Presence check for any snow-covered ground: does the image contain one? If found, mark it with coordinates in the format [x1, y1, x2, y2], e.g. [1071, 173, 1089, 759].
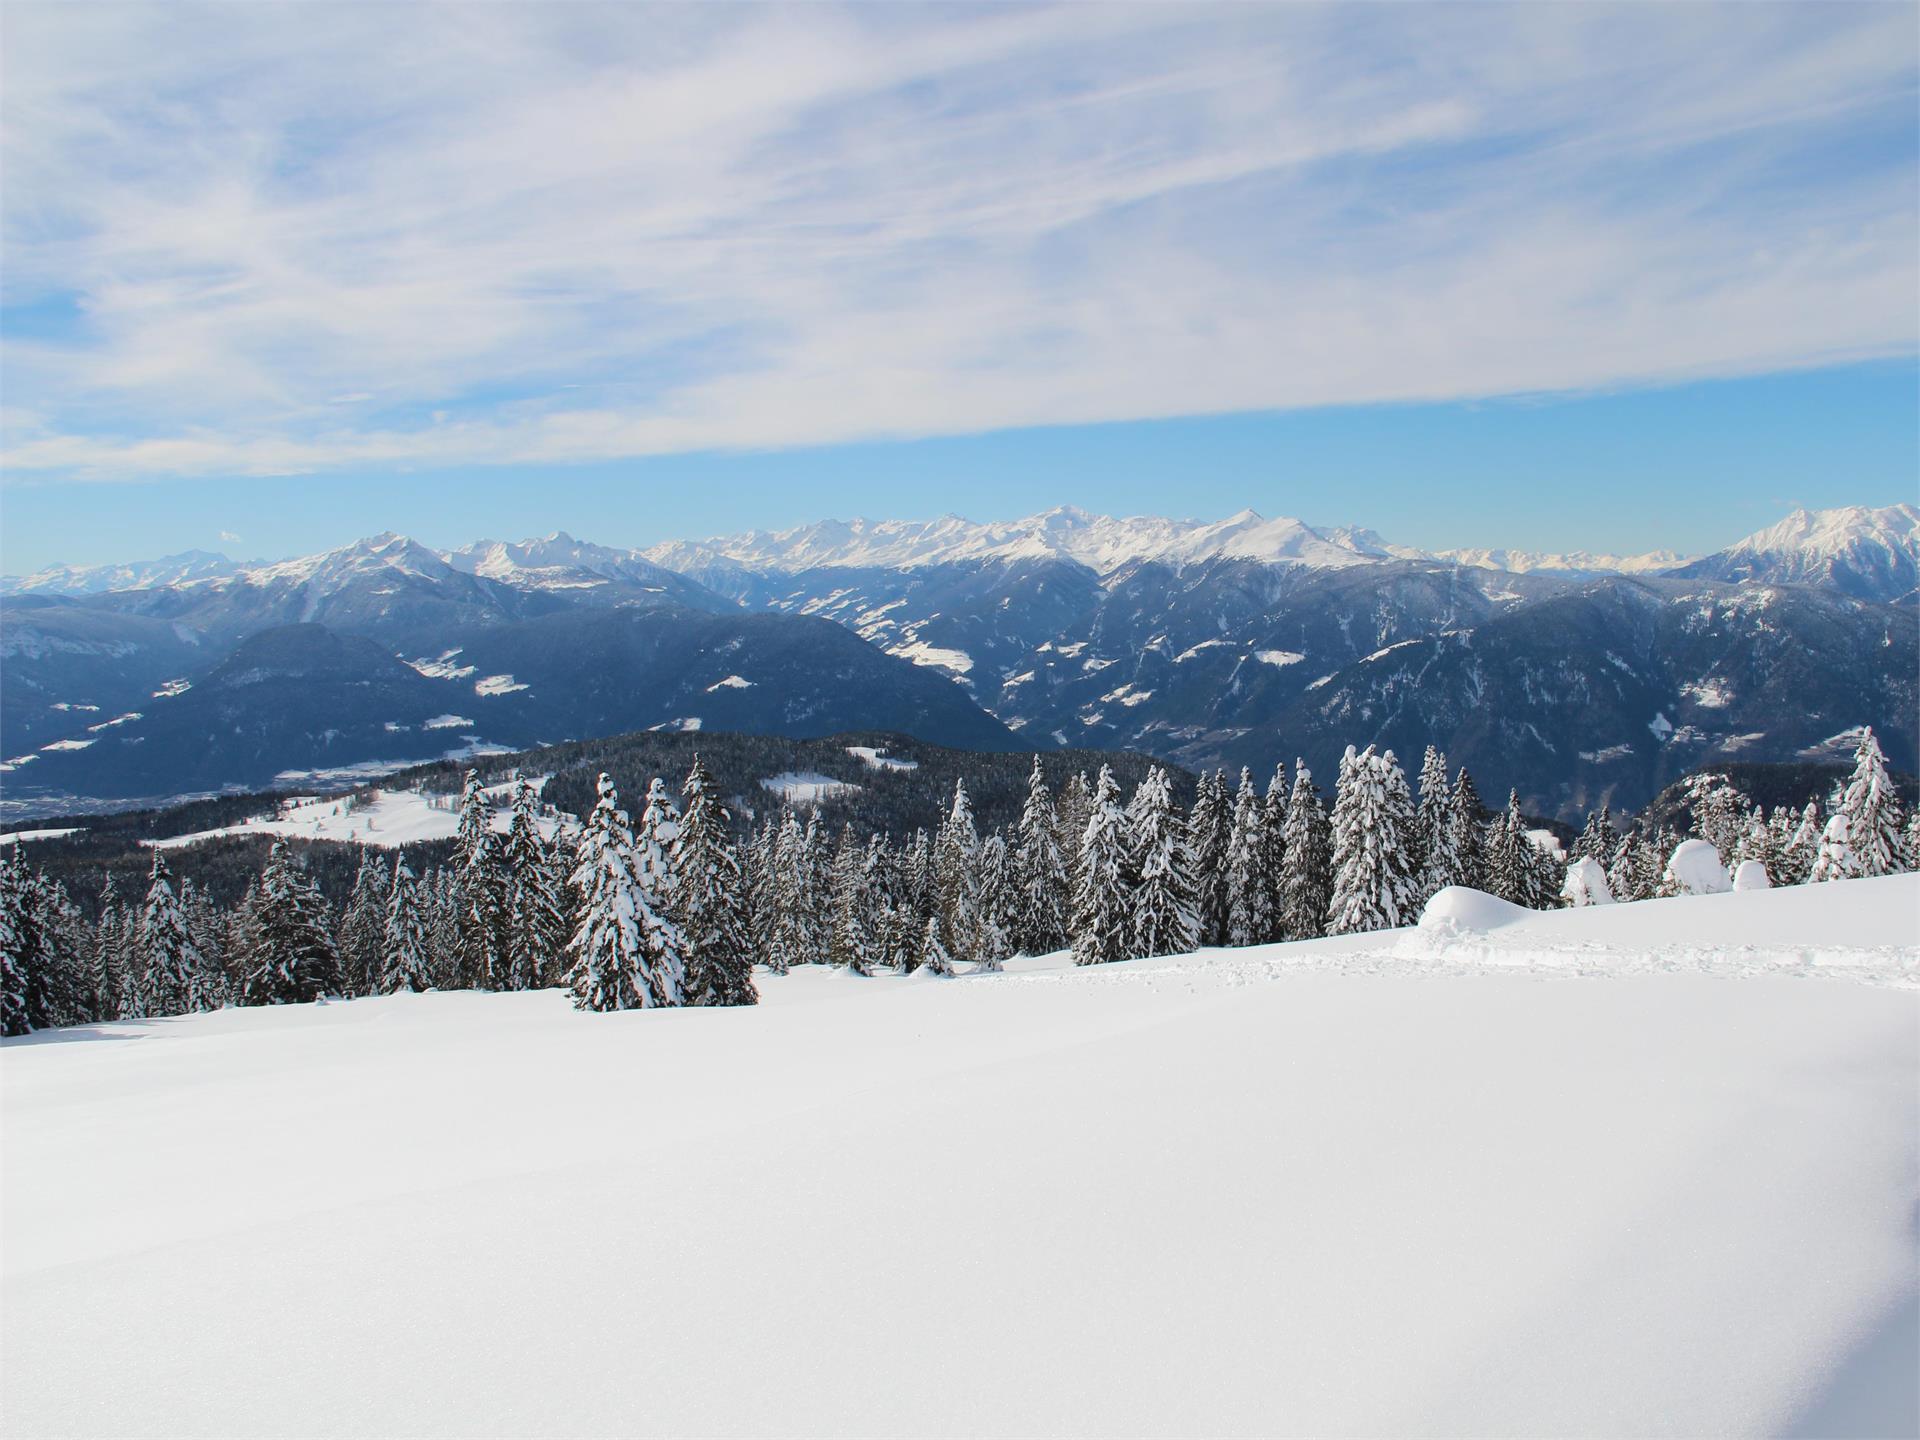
[147, 779, 562, 851]
[3, 876, 1916, 1438]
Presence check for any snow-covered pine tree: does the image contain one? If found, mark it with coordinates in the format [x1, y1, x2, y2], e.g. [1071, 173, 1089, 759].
[1734, 810, 1780, 885]
[337, 850, 389, 998]
[1411, 746, 1452, 908]
[797, 811, 831, 963]
[91, 873, 127, 1022]
[828, 825, 870, 973]
[1279, 761, 1331, 940]
[1258, 764, 1290, 941]
[672, 757, 757, 1006]
[1326, 747, 1419, 935]
[3, 858, 89, 1031]
[972, 831, 1014, 971]
[1224, 769, 1271, 947]
[451, 773, 511, 990]
[1010, 757, 1069, 956]
[563, 773, 686, 1010]
[764, 811, 806, 975]
[0, 852, 31, 1036]
[425, 866, 463, 989]
[1185, 771, 1232, 948]
[502, 780, 566, 989]
[179, 878, 226, 1010]
[241, 841, 339, 1005]
[380, 853, 434, 993]
[1483, 791, 1532, 907]
[1129, 768, 1197, 959]
[1446, 768, 1488, 892]
[1809, 811, 1860, 883]
[218, 881, 262, 1009]
[1906, 812, 1920, 873]
[917, 913, 955, 977]
[1071, 765, 1132, 966]
[933, 780, 980, 961]
[1830, 727, 1909, 877]
[1780, 802, 1822, 886]
[137, 851, 205, 1017]
[1573, 804, 1621, 866]
[1056, 771, 1094, 887]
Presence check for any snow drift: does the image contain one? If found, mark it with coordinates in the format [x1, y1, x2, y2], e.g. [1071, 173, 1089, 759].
[3, 876, 1916, 1438]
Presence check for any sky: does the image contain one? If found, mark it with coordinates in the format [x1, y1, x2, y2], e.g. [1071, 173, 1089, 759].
[2, 1, 1915, 573]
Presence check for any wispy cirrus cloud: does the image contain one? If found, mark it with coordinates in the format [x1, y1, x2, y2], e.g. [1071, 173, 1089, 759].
[2, 1, 1913, 482]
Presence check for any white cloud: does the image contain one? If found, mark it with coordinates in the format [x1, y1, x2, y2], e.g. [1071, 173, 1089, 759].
[1, 2, 1913, 481]
[218, 530, 242, 543]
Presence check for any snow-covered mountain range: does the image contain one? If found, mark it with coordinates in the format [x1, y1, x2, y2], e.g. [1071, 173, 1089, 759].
[2, 503, 1913, 820]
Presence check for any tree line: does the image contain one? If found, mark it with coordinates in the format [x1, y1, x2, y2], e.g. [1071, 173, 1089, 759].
[4, 728, 1912, 1034]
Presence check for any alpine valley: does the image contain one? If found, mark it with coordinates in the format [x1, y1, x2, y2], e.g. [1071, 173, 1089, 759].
[4, 503, 1914, 822]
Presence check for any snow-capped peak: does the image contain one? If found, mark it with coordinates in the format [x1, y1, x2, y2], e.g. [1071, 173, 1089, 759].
[1667, 503, 1919, 603]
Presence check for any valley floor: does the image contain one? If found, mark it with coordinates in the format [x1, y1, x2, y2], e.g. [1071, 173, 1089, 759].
[4, 877, 1917, 1437]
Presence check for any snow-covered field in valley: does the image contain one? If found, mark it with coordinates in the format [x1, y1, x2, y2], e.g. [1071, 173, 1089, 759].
[4, 876, 1916, 1438]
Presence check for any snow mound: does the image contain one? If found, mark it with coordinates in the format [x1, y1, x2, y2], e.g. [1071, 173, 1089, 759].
[1733, 859, 1773, 892]
[1418, 885, 1533, 935]
[1561, 856, 1614, 906]
[1665, 838, 1731, 896]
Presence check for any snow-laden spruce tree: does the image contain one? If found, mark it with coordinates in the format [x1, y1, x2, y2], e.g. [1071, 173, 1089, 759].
[452, 772, 509, 990]
[564, 773, 686, 1010]
[1326, 746, 1418, 935]
[337, 850, 390, 998]
[136, 852, 206, 1018]
[1259, 764, 1291, 941]
[91, 874, 127, 1023]
[1828, 727, 1909, 878]
[1411, 746, 1452, 908]
[1056, 771, 1093, 883]
[1680, 772, 1750, 862]
[1483, 792, 1532, 907]
[379, 853, 434, 993]
[1185, 771, 1232, 948]
[672, 757, 757, 1005]
[0, 856, 26, 1037]
[828, 826, 871, 973]
[1129, 767, 1197, 959]
[918, 913, 955, 977]
[1224, 768, 1271, 947]
[1071, 766, 1133, 965]
[0, 854, 87, 1033]
[1446, 768, 1488, 893]
[1809, 811, 1861, 883]
[973, 832, 1014, 971]
[1779, 802, 1823, 886]
[180, 878, 227, 1010]
[1279, 761, 1331, 940]
[240, 841, 338, 1005]
[933, 779, 980, 961]
[1011, 757, 1069, 956]
[1573, 804, 1621, 866]
[502, 779, 566, 990]
[765, 811, 808, 974]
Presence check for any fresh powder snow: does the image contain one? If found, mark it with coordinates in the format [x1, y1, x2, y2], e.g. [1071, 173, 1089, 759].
[2, 875, 1914, 1438]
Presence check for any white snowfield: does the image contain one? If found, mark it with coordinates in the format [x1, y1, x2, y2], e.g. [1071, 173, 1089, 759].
[146, 780, 561, 851]
[4, 876, 1916, 1439]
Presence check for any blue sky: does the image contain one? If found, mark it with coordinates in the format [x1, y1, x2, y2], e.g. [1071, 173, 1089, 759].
[2, 2, 1915, 572]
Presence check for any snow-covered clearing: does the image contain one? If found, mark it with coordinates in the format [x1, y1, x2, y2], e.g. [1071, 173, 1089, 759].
[844, 745, 917, 771]
[147, 780, 560, 851]
[760, 771, 861, 804]
[0, 827, 84, 846]
[886, 639, 973, 675]
[3, 877, 1915, 1438]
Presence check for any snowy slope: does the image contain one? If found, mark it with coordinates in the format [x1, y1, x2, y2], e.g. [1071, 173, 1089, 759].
[4, 876, 1915, 1438]
[146, 779, 564, 850]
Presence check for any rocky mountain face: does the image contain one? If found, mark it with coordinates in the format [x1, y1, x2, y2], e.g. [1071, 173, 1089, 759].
[4, 503, 1912, 820]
